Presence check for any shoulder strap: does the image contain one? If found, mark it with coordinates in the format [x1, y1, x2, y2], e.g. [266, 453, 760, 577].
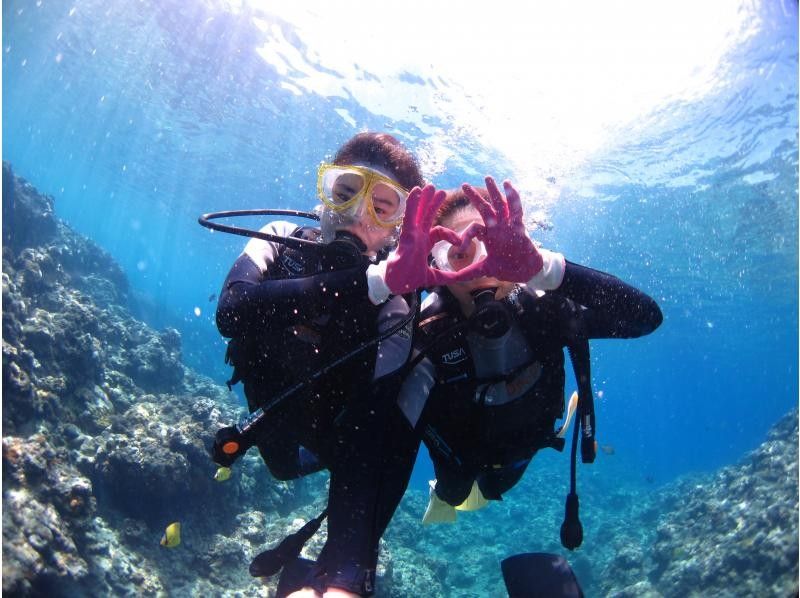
[515, 289, 596, 462]
[515, 289, 597, 550]
[409, 292, 475, 383]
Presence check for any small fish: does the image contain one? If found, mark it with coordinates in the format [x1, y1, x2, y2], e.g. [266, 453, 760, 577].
[599, 444, 616, 456]
[214, 467, 231, 482]
[160, 522, 181, 548]
[208, 293, 217, 303]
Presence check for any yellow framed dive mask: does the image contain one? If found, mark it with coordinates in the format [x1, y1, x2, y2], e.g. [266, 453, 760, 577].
[317, 163, 408, 228]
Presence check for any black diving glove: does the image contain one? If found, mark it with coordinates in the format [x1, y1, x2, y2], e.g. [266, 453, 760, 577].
[211, 425, 252, 467]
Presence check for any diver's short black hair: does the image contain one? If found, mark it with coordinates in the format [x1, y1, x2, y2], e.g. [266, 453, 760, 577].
[435, 186, 490, 225]
[333, 132, 425, 190]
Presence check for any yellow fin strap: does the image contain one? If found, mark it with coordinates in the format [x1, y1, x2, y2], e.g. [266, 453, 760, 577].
[455, 481, 490, 512]
[422, 480, 457, 525]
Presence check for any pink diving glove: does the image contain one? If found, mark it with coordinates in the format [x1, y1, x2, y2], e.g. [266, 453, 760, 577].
[455, 176, 544, 283]
[385, 184, 475, 294]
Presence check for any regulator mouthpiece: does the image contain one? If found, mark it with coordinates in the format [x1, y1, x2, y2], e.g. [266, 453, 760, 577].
[469, 288, 511, 339]
[333, 230, 367, 254]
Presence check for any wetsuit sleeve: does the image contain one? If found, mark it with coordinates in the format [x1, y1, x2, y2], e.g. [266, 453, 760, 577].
[553, 260, 663, 338]
[215, 220, 371, 338]
[215, 256, 368, 337]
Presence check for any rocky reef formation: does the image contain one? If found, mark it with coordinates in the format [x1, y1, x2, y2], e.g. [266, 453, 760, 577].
[2, 162, 324, 596]
[3, 163, 797, 597]
[601, 409, 799, 597]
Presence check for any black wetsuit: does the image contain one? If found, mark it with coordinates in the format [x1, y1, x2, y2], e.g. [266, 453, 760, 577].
[216, 221, 418, 595]
[397, 261, 663, 505]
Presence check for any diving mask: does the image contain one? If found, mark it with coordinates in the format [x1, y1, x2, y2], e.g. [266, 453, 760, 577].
[431, 226, 487, 272]
[317, 163, 408, 228]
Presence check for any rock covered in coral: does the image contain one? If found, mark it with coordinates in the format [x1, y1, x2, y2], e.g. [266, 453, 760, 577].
[603, 410, 798, 597]
[2, 163, 327, 596]
[2, 433, 96, 595]
[3, 163, 58, 253]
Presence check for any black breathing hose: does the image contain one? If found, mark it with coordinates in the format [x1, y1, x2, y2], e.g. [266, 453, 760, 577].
[198, 209, 324, 253]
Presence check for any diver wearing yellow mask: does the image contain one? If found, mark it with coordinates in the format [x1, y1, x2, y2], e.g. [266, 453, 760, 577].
[211, 133, 424, 598]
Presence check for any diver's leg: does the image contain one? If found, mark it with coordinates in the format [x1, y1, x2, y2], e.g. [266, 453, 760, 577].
[373, 407, 420, 535]
[313, 381, 418, 595]
[476, 458, 531, 500]
[255, 429, 324, 480]
[432, 460, 475, 506]
[256, 437, 300, 480]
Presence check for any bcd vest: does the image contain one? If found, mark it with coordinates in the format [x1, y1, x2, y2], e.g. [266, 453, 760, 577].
[224, 226, 382, 421]
[416, 287, 588, 471]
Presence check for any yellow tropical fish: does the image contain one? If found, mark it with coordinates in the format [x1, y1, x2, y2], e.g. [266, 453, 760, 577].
[160, 522, 181, 548]
[214, 467, 232, 482]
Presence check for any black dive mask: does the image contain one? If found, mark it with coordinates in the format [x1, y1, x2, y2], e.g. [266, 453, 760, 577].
[469, 288, 511, 339]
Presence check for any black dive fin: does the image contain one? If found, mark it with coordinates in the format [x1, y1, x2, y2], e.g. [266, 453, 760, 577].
[501, 553, 584, 598]
[275, 557, 317, 598]
[249, 509, 327, 578]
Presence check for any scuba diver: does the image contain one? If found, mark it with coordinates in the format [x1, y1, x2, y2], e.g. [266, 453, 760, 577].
[207, 133, 478, 598]
[385, 178, 663, 535]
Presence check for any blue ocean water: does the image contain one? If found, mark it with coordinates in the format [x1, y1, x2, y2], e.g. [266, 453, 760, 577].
[3, 0, 797, 505]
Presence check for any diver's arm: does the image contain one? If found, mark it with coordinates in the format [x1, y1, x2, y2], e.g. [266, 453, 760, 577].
[215, 256, 369, 337]
[553, 261, 663, 338]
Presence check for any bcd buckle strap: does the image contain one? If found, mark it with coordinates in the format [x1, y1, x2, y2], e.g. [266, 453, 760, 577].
[544, 435, 567, 452]
[224, 340, 244, 390]
[567, 339, 596, 464]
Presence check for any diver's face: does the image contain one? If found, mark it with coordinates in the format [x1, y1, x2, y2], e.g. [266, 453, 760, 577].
[335, 170, 400, 255]
[338, 202, 394, 256]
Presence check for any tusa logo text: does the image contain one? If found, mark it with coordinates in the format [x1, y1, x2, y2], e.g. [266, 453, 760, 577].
[442, 347, 467, 365]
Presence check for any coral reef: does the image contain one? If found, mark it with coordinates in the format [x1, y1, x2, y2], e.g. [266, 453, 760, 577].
[2, 162, 326, 596]
[602, 409, 799, 597]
